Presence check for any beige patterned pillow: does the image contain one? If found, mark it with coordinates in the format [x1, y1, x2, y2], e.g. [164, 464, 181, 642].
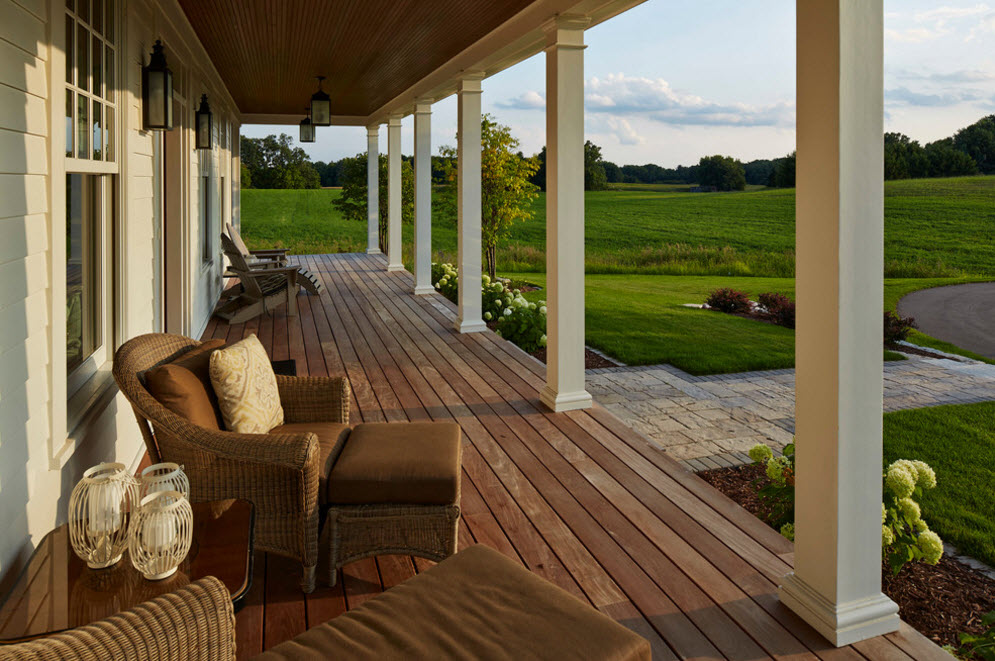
[209, 334, 284, 433]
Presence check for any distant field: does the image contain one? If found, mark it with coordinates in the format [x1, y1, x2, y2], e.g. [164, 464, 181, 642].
[241, 175, 995, 278]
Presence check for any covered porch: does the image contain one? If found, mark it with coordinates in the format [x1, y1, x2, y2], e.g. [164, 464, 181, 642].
[210, 253, 945, 660]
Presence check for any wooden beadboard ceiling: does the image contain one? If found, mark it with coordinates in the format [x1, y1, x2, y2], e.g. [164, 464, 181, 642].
[176, 0, 537, 118]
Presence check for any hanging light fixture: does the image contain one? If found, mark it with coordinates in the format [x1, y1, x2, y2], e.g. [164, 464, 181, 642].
[310, 76, 331, 126]
[195, 94, 213, 150]
[142, 40, 173, 130]
[299, 106, 315, 143]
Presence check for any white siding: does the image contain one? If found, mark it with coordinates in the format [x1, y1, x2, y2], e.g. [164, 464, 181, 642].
[0, 0, 240, 589]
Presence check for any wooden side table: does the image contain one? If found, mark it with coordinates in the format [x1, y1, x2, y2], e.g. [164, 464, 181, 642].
[0, 499, 254, 643]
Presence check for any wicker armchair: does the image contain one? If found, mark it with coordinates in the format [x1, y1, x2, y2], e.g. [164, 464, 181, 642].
[113, 333, 350, 593]
[0, 577, 235, 661]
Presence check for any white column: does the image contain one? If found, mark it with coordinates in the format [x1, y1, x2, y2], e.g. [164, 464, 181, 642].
[366, 125, 380, 254]
[780, 0, 898, 648]
[456, 75, 486, 333]
[413, 102, 434, 294]
[539, 17, 592, 413]
[386, 116, 404, 271]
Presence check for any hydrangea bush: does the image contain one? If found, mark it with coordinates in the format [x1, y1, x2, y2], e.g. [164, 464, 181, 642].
[432, 263, 547, 353]
[748, 444, 943, 571]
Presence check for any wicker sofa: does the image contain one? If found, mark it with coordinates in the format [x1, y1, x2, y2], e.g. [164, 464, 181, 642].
[113, 333, 350, 593]
[0, 546, 651, 661]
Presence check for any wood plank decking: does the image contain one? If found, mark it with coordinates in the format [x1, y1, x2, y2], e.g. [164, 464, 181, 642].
[204, 252, 944, 661]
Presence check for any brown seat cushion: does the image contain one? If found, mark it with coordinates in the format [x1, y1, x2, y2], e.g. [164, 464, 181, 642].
[327, 422, 461, 506]
[145, 339, 226, 429]
[269, 422, 351, 506]
[254, 544, 651, 661]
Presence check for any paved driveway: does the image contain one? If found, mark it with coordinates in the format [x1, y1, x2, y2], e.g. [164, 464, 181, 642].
[898, 282, 995, 359]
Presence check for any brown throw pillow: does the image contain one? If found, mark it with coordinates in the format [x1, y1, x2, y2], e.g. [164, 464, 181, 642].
[146, 339, 226, 429]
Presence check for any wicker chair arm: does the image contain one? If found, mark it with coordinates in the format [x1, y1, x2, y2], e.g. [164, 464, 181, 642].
[277, 375, 350, 424]
[0, 577, 235, 661]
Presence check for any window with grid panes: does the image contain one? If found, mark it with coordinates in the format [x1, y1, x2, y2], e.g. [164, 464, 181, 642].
[65, 0, 116, 163]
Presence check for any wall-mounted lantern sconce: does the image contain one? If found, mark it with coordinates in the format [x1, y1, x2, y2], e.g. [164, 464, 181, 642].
[299, 107, 315, 143]
[195, 95, 213, 150]
[310, 76, 331, 126]
[142, 40, 173, 130]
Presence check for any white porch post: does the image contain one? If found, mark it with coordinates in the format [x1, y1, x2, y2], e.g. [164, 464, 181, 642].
[539, 16, 592, 413]
[780, 0, 898, 647]
[387, 115, 404, 271]
[456, 75, 486, 332]
[413, 102, 434, 294]
[366, 125, 380, 254]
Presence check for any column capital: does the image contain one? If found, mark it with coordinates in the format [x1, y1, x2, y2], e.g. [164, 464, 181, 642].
[387, 115, 403, 127]
[413, 100, 433, 115]
[366, 124, 379, 138]
[543, 14, 589, 47]
[458, 73, 484, 94]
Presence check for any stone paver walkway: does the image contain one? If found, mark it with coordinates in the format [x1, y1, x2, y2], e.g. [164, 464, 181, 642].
[587, 352, 995, 472]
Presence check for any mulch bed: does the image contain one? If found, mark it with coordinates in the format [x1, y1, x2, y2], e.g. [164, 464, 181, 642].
[530, 347, 620, 369]
[699, 463, 995, 650]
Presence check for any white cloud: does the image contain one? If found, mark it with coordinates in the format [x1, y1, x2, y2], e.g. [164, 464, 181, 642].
[886, 86, 984, 107]
[496, 90, 545, 110]
[895, 68, 995, 84]
[587, 116, 644, 146]
[887, 3, 994, 42]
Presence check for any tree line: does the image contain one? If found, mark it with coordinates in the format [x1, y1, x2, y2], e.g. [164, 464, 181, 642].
[240, 114, 995, 193]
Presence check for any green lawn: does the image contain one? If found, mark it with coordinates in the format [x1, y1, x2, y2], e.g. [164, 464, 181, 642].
[240, 175, 995, 278]
[883, 402, 995, 567]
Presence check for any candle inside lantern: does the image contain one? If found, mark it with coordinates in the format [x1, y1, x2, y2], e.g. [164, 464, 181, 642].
[141, 510, 178, 552]
[87, 480, 123, 534]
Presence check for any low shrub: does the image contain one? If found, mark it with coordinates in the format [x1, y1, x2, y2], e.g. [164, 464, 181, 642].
[757, 292, 796, 329]
[952, 611, 995, 660]
[432, 262, 459, 303]
[747, 443, 795, 539]
[705, 288, 751, 313]
[884, 311, 917, 344]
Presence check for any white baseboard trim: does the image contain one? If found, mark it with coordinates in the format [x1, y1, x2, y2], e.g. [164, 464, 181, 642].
[413, 285, 435, 296]
[779, 572, 900, 647]
[387, 264, 405, 272]
[540, 386, 593, 412]
[457, 319, 487, 334]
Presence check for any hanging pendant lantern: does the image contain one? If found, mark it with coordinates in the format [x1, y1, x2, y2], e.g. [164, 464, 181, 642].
[195, 95, 213, 150]
[310, 76, 331, 126]
[299, 106, 315, 143]
[142, 40, 173, 131]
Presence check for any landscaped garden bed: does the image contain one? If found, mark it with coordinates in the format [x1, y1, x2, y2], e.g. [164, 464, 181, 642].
[699, 461, 995, 652]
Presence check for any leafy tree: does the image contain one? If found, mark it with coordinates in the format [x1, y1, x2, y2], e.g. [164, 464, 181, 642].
[924, 139, 979, 177]
[744, 159, 776, 186]
[240, 163, 252, 189]
[238, 133, 320, 189]
[697, 155, 746, 191]
[333, 153, 413, 252]
[770, 152, 795, 188]
[884, 133, 929, 180]
[529, 147, 547, 191]
[952, 114, 995, 174]
[438, 115, 540, 279]
[602, 160, 622, 183]
[584, 140, 609, 191]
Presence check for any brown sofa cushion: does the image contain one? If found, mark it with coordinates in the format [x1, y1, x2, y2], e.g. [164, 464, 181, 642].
[269, 422, 351, 505]
[327, 422, 461, 506]
[254, 544, 651, 661]
[145, 339, 226, 429]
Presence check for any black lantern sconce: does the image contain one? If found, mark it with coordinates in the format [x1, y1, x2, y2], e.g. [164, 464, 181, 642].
[142, 40, 173, 130]
[195, 95, 213, 150]
[310, 76, 331, 126]
[299, 107, 315, 143]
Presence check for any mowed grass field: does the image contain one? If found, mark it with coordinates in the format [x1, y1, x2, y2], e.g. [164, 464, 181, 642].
[241, 175, 995, 278]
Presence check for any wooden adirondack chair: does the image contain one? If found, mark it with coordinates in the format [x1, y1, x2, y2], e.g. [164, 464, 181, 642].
[215, 234, 301, 323]
[224, 223, 323, 295]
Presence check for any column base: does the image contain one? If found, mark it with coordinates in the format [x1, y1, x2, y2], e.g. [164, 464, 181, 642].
[779, 573, 899, 647]
[457, 319, 487, 334]
[539, 386, 593, 412]
[387, 264, 405, 272]
[414, 285, 435, 296]
[366, 248, 382, 254]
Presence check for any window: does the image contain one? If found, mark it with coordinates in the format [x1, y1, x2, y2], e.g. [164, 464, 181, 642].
[201, 174, 212, 264]
[65, 0, 116, 162]
[66, 174, 101, 373]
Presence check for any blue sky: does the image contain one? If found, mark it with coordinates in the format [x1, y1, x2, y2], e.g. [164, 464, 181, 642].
[241, 1, 995, 168]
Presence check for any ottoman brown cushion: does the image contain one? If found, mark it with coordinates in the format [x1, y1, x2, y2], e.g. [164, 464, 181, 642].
[269, 422, 351, 506]
[255, 544, 650, 661]
[327, 422, 461, 506]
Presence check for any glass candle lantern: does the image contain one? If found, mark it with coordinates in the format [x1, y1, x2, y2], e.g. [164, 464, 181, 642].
[68, 463, 140, 569]
[140, 462, 189, 499]
[129, 490, 193, 581]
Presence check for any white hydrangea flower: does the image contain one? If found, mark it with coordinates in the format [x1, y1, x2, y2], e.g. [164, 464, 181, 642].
[482, 274, 491, 285]
[749, 444, 774, 464]
[494, 298, 503, 306]
[483, 312, 492, 321]
[885, 462, 916, 498]
[918, 530, 943, 564]
[911, 460, 937, 489]
[914, 519, 929, 533]
[898, 497, 921, 523]
[503, 308, 512, 316]
[539, 334, 547, 347]
[882, 525, 895, 547]
[780, 523, 795, 542]
[882, 502, 887, 524]
[766, 456, 788, 483]
[539, 306, 547, 314]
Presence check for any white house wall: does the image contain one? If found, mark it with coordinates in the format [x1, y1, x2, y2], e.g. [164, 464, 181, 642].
[0, 0, 239, 592]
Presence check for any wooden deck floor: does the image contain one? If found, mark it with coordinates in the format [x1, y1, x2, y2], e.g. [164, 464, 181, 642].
[204, 252, 944, 661]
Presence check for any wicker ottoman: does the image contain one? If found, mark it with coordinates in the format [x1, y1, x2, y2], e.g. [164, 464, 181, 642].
[324, 421, 462, 586]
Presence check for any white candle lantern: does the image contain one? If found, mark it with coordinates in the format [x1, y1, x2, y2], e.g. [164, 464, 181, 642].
[129, 490, 193, 580]
[140, 462, 189, 499]
[69, 463, 140, 569]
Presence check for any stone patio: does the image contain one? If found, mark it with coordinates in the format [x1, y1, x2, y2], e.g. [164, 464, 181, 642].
[587, 351, 995, 472]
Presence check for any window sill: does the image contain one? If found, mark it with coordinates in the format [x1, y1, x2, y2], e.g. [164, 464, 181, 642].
[51, 366, 118, 469]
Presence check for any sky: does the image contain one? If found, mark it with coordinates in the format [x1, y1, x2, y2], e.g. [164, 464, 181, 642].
[240, 0, 995, 168]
